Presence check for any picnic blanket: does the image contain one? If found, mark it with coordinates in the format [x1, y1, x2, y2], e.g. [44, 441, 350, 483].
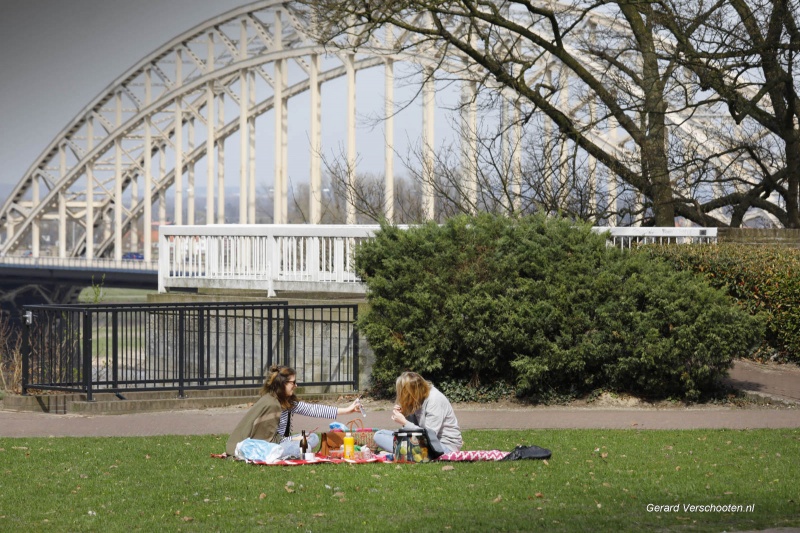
[211, 450, 511, 464]
[438, 450, 510, 461]
[210, 453, 385, 466]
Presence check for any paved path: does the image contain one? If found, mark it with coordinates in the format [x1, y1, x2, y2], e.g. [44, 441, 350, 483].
[1, 359, 797, 438]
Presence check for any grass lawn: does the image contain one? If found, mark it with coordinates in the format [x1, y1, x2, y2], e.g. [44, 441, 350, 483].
[1, 429, 798, 532]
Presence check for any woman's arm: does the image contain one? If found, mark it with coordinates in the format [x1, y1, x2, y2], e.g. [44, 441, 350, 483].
[336, 398, 361, 416]
[293, 399, 361, 418]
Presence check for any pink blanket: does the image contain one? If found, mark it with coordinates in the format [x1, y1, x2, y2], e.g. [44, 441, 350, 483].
[438, 450, 510, 461]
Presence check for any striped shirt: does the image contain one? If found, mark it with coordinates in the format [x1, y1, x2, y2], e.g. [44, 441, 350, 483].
[277, 401, 338, 442]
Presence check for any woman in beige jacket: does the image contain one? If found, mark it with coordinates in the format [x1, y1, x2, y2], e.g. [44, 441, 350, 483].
[226, 364, 361, 457]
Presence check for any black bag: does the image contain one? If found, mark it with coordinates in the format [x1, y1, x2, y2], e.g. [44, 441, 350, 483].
[393, 430, 431, 463]
[501, 445, 552, 461]
[392, 428, 446, 462]
[422, 428, 446, 460]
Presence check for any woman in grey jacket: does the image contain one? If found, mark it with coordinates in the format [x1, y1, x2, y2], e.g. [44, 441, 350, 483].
[374, 371, 463, 453]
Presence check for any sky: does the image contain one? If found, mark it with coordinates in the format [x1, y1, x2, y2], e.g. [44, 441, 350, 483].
[0, 0, 253, 194]
[0, 0, 462, 202]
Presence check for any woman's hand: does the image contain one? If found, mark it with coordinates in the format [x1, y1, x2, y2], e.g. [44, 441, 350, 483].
[346, 398, 361, 414]
[391, 406, 408, 426]
[336, 398, 362, 416]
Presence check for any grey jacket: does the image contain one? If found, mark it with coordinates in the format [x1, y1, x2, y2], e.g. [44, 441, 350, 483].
[406, 385, 463, 452]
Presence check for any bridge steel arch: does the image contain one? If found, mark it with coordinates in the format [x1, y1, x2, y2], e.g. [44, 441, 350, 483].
[0, 1, 774, 263]
[0, 1, 422, 260]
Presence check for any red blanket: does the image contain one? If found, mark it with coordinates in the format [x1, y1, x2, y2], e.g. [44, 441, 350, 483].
[212, 450, 510, 464]
[210, 453, 385, 465]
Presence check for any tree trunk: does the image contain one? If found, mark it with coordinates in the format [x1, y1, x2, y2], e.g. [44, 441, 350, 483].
[786, 133, 800, 228]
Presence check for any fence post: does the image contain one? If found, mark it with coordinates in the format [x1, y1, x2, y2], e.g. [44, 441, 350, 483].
[352, 305, 359, 391]
[198, 307, 205, 387]
[111, 310, 119, 389]
[283, 305, 290, 367]
[21, 309, 32, 396]
[83, 310, 93, 402]
[267, 305, 274, 370]
[178, 308, 185, 398]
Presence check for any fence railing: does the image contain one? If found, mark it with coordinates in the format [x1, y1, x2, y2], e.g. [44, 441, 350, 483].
[593, 226, 718, 248]
[22, 301, 359, 400]
[158, 224, 718, 295]
[158, 224, 410, 295]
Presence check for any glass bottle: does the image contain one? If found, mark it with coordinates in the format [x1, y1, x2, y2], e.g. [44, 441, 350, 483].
[300, 430, 308, 455]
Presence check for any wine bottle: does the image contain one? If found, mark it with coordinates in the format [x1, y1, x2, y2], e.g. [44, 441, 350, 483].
[300, 430, 308, 454]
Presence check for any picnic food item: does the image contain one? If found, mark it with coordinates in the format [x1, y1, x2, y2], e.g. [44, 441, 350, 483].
[329, 447, 344, 459]
[344, 433, 355, 459]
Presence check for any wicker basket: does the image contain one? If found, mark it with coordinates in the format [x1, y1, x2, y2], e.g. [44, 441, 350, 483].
[331, 419, 376, 448]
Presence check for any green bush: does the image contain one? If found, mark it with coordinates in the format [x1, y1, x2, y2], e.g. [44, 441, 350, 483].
[637, 243, 800, 362]
[437, 380, 516, 403]
[355, 214, 763, 401]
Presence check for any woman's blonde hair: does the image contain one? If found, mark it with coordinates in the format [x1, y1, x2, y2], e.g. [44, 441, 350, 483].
[261, 365, 297, 409]
[395, 371, 431, 415]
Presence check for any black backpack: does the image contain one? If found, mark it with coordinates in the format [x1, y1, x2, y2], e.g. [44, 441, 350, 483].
[501, 445, 552, 461]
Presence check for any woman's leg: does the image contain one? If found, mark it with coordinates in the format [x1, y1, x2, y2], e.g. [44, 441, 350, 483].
[373, 429, 395, 452]
[279, 433, 320, 458]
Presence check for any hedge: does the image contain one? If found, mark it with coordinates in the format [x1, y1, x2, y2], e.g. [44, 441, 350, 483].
[355, 214, 763, 401]
[637, 243, 800, 363]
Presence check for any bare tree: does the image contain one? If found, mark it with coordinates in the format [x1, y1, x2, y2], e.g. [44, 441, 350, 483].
[649, 0, 800, 227]
[322, 146, 427, 223]
[293, 0, 797, 227]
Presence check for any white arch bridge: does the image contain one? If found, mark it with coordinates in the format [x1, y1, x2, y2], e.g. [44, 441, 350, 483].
[0, 1, 753, 290]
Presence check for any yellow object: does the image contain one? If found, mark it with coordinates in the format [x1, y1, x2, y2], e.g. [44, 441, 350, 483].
[343, 433, 355, 460]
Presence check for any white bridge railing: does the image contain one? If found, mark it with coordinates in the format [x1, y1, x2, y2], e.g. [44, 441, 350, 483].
[158, 224, 393, 295]
[594, 226, 717, 248]
[158, 225, 717, 295]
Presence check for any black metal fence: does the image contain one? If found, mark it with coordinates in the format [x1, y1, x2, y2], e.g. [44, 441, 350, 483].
[22, 301, 359, 400]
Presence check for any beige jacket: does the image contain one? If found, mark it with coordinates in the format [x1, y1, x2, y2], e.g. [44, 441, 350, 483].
[225, 394, 282, 455]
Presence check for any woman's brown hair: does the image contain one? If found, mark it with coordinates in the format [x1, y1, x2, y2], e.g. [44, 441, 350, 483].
[261, 365, 298, 409]
[395, 371, 431, 415]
